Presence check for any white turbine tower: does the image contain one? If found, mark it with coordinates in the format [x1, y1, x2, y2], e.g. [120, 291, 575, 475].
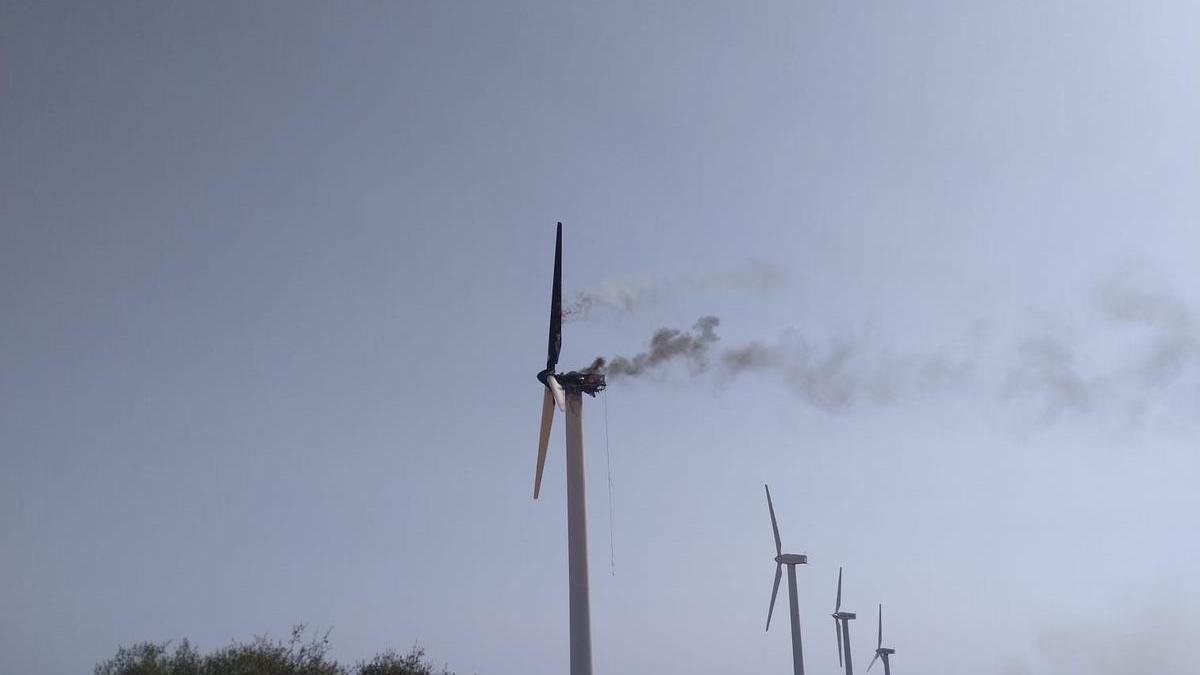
[764, 484, 808, 675]
[867, 604, 896, 675]
[832, 567, 857, 675]
[533, 222, 606, 675]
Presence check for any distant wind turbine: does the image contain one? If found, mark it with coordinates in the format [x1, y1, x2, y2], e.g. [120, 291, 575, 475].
[832, 567, 857, 675]
[866, 604, 896, 675]
[533, 222, 607, 675]
[764, 484, 808, 675]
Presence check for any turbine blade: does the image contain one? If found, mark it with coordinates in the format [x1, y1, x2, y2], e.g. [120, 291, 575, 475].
[877, 603, 883, 648]
[766, 562, 782, 631]
[867, 653, 880, 673]
[534, 389, 554, 499]
[546, 374, 567, 412]
[835, 619, 843, 667]
[765, 484, 782, 556]
[545, 222, 563, 371]
[836, 566, 843, 612]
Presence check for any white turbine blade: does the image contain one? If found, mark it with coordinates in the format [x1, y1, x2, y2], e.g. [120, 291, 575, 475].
[764, 484, 782, 556]
[835, 619, 843, 667]
[867, 653, 880, 673]
[546, 375, 567, 411]
[533, 389, 555, 499]
[836, 566, 843, 612]
[766, 562, 782, 631]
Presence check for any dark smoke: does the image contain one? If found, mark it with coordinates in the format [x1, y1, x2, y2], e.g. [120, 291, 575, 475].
[592, 274, 1200, 426]
[595, 317, 974, 411]
[599, 316, 721, 378]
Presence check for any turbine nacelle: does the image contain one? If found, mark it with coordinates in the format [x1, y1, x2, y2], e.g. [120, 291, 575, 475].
[542, 370, 606, 397]
[775, 553, 808, 565]
[832, 611, 857, 620]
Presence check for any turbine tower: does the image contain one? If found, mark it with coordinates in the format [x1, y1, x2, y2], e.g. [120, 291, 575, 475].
[763, 484, 808, 675]
[866, 604, 896, 675]
[533, 222, 606, 675]
[832, 567, 857, 675]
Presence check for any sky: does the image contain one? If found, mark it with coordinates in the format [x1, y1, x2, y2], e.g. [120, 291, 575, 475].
[2, 2, 1199, 674]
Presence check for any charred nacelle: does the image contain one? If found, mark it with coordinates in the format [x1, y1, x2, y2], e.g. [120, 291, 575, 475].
[537, 369, 606, 396]
[554, 370, 606, 396]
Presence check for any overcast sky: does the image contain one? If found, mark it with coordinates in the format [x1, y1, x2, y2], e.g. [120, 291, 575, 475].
[3, 2, 1199, 675]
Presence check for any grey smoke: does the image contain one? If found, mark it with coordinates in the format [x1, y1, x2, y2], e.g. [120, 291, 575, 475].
[1007, 272, 1200, 427]
[719, 331, 976, 411]
[595, 273, 1200, 424]
[599, 316, 722, 378]
[598, 318, 975, 411]
[1095, 275, 1199, 389]
[1030, 601, 1196, 675]
[1001, 336, 1092, 427]
[565, 261, 784, 318]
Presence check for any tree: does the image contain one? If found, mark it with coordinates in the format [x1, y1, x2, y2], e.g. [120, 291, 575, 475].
[356, 647, 453, 675]
[94, 640, 202, 675]
[94, 625, 455, 675]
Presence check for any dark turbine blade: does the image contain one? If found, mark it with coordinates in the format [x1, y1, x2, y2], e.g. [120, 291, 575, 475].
[545, 222, 563, 371]
[877, 604, 883, 648]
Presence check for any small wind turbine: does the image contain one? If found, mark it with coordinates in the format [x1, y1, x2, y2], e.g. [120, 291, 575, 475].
[764, 484, 808, 675]
[533, 222, 606, 675]
[866, 604, 896, 675]
[832, 567, 857, 675]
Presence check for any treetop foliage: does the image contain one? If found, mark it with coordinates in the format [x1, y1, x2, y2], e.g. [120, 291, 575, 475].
[94, 625, 455, 675]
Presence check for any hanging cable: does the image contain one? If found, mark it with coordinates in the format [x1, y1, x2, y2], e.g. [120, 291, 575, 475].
[604, 388, 616, 576]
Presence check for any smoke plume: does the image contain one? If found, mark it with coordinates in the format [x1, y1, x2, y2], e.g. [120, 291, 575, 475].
[1028, 598, 1197, 675]
[593, 273, 1200, 425]
[595, 316, 722, 378]
[564, 261, 783, 318]
[595, 318, 975, 411]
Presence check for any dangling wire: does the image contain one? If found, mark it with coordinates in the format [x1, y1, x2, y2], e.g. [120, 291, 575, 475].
[604, 388, 616, 576]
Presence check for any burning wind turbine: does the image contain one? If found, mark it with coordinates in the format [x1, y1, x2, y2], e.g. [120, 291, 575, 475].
[533, 222, 605, 675]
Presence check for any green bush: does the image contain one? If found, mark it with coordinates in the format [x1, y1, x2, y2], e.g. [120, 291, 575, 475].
[94, 625, 455, 675]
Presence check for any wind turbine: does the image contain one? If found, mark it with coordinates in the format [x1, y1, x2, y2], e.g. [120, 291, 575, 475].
[764, 484, 808, 675]
[866, 604, 896, 675]
[533, 222, 606, 675]
[832, 567, 857, 675]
